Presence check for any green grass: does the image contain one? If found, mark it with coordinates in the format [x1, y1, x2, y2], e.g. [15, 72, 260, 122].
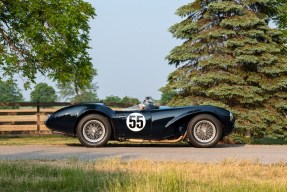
[251, 137, 287, 145]
[0, 159, 287, 192]
[0, 135, 80, 145]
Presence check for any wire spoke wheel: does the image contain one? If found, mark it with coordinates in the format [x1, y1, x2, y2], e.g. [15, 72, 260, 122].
[83, 120, 106, 143]
[193, 120, 216, 143]
[77, 114, 111, 147]
[187, 114, 222, 148]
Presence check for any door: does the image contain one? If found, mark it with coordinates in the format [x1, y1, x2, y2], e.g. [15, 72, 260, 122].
[116, 111, 152, 138]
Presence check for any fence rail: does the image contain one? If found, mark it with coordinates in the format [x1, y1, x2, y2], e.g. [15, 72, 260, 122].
[0, 102, 70, 107]
[0, 102, 71, 135]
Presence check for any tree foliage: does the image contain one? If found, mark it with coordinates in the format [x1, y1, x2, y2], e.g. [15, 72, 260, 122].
[30, 83, 57, 102]
[72, 92, 98, 103]
[159, 88, 176, 105]
[57, 82, 98, 102]
[0, 80, 24, 109]
[164, 0, 287, 142]
[0, 0, 96, 91]
[102, 96, 140, 108]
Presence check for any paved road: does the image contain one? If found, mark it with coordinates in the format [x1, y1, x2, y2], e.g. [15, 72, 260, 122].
[0, 144, 287, 164]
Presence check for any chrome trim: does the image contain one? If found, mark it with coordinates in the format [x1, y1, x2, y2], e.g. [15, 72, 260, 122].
[193, 120, 216, 143]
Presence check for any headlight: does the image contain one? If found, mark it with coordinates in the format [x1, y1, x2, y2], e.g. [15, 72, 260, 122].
[230, 112, 234, 122]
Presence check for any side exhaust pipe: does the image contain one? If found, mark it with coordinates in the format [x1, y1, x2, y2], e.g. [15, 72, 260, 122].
[127, 132, 187, 143]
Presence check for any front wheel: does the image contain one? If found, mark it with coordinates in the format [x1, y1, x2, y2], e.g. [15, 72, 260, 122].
[76, 114, 111, 147]
[187, 114, 222, 148]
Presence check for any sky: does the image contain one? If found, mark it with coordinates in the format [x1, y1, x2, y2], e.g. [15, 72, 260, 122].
[20, 0, 191, 101]
[89, 0, 193, 101]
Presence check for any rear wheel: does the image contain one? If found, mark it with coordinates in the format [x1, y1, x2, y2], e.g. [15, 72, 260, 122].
[187, 114, 222, 148]
[76, 114, 111, 147]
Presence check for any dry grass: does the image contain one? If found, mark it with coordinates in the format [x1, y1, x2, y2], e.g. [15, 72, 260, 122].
[93, 159, 287, 188]
[0, 159, 287, 192]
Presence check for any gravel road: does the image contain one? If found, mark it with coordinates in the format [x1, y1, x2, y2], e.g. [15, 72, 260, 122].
[0, 144, 287, 164]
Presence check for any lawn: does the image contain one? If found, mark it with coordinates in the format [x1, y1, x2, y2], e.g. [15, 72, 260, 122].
[0, 159, 286, 192]
[251, 137, 287, 145]
[0, 135, 80, 145]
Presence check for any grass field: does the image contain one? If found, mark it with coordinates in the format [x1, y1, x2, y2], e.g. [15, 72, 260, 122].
[251, 137, 287, 145]
[0, 135, 79, 145]
[0, 159, 287, 192]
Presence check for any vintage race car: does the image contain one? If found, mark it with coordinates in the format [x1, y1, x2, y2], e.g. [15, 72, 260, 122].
[45, 97, 235, 148]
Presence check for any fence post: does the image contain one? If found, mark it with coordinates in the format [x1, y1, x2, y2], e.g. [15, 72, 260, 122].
[37, 101, 40, 135]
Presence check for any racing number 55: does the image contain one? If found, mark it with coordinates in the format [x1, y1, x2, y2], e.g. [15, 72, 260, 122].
[126, 113, 146, 132]
[129, 115, 144, 128]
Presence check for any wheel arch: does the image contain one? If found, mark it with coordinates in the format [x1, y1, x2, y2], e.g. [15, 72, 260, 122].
[166, 111, 225, 134]
[73, 110, 115, 138]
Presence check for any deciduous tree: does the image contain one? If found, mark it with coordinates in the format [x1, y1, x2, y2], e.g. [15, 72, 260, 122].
[0, 80, 24, 108]
[0, 0, 96, 91]
[57, 82, 98, 102]
[30, 83, 57, 102]
[102, 96, 140, 108]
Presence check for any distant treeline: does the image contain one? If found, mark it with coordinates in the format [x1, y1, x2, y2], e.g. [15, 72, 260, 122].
[101, 96, 140, 108]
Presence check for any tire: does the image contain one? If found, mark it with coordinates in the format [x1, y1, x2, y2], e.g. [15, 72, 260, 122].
[187, 114, 222, 148]
[76, 114, 111, 147]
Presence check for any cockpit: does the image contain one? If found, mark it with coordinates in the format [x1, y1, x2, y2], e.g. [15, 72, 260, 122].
[124, 96, 159, 111]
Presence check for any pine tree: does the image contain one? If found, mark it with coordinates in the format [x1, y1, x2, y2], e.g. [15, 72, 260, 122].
[164, 0, 287, 141]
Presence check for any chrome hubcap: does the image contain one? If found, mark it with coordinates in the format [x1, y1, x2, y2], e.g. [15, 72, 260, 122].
[83, 120, 105, 143]
[193, 120, 216, 143]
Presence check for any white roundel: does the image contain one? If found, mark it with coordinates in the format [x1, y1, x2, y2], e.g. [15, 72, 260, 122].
[126, 113, 146, 132]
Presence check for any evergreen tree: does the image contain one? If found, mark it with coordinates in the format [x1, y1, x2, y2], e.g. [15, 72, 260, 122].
[165, 0, 287, 141]
[159, 88, 177, 105]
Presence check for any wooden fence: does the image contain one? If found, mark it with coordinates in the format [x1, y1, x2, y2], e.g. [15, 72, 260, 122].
[0, 102, 70, 135]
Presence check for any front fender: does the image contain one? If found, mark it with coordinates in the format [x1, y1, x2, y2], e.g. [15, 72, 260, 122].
[164, 106, 231, 131]
[165, 110, 200, 128]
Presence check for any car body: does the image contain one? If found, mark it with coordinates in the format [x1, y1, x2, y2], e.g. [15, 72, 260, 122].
[45, 100, 235, 148]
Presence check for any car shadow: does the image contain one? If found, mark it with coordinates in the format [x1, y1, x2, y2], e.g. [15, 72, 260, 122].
[66, 143, 245, 148]
[106, 143, 191, 148]
[66, 143, 190, 148]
